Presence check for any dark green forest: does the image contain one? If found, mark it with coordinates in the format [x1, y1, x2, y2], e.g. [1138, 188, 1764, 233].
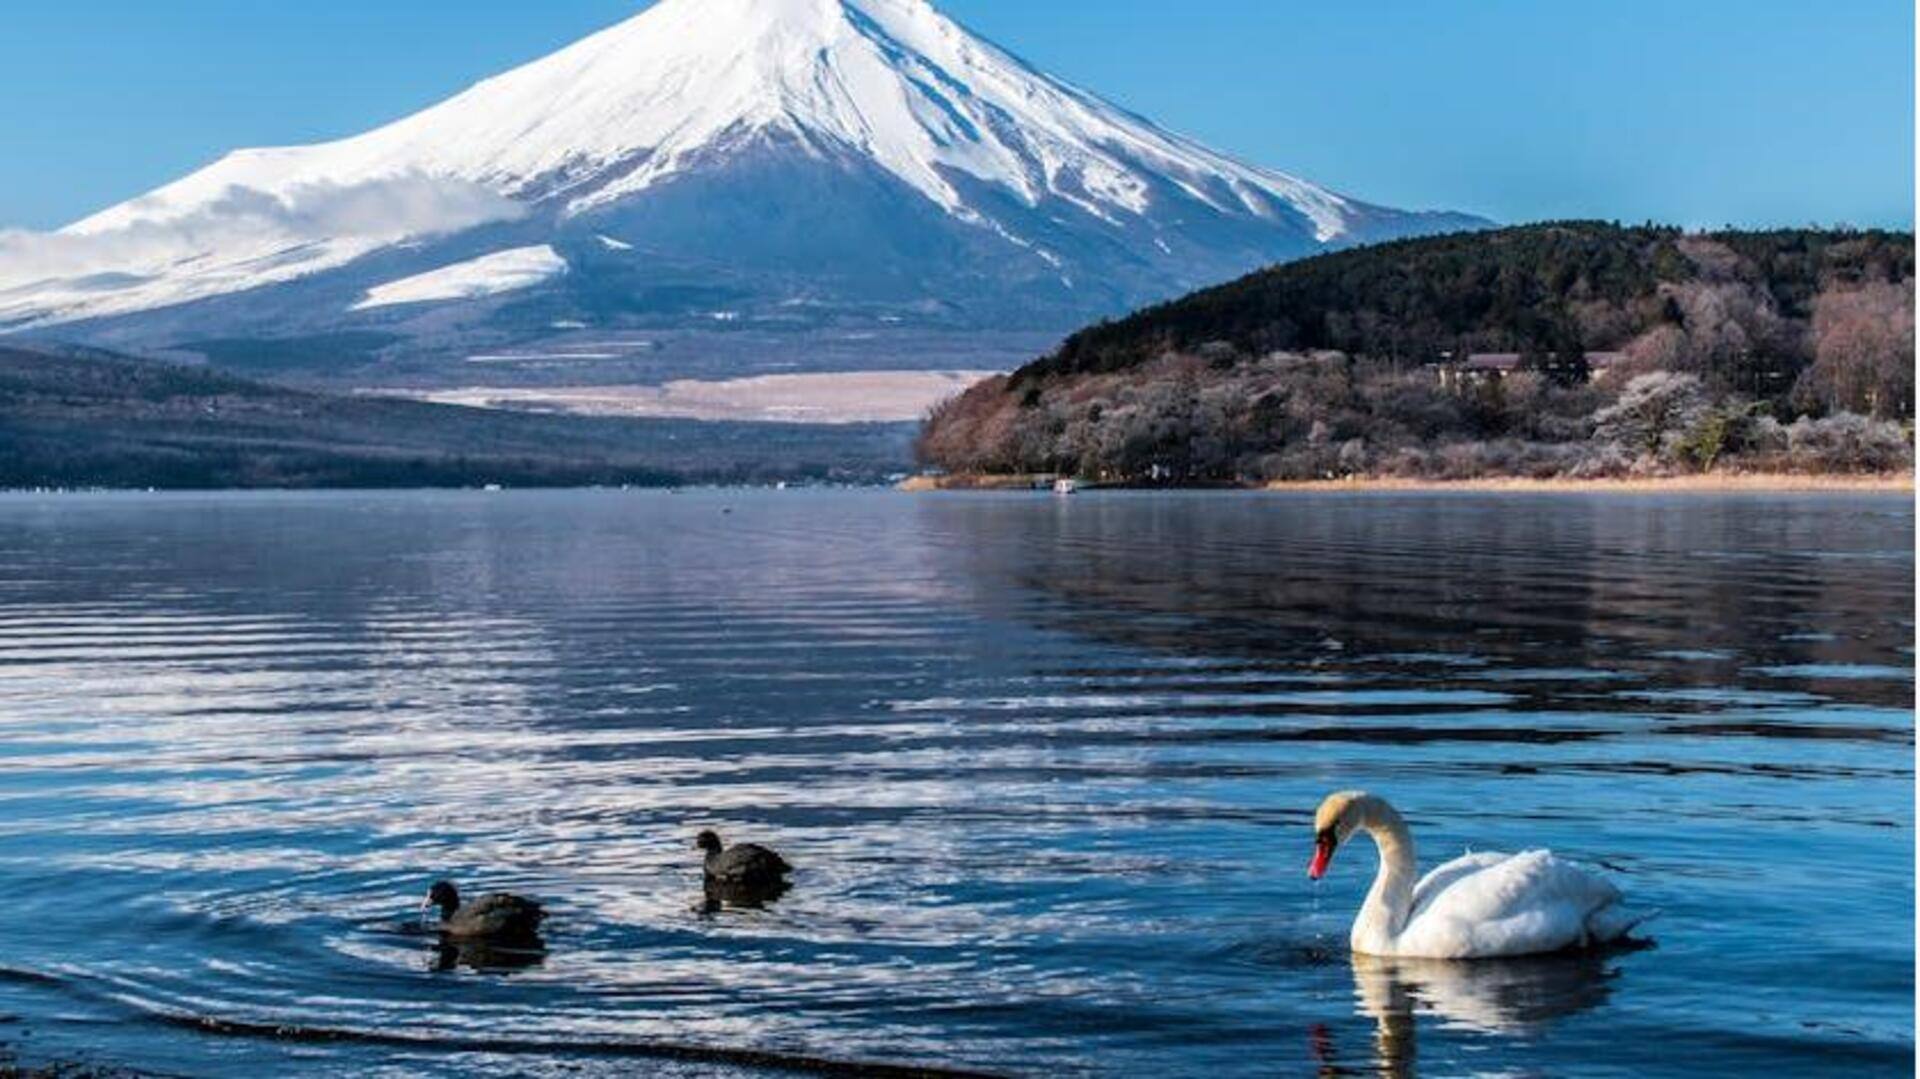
[1031, 222, 1911, 393]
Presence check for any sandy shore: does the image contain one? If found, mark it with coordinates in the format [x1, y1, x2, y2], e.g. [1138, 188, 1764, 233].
[1260, 473, 1914, 494]
[902, 472, 1914, 494]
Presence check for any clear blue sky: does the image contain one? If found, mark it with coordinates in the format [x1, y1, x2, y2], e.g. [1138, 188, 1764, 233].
[0, 0, 1910, 231]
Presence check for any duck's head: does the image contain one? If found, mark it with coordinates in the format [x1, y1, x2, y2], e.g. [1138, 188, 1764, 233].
[1310, 791, 1372, 880]
[694, 830, 724, 855]
[424, 880, 460, 918]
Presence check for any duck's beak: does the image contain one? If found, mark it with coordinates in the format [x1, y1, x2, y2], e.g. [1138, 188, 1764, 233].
[1308, 833, 1336, 880]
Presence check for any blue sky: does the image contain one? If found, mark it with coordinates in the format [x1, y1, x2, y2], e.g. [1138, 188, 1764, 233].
[0, 0, 1910, 231]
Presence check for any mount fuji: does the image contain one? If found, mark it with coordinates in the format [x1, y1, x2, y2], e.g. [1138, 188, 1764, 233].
[0, 0, 1488, 378]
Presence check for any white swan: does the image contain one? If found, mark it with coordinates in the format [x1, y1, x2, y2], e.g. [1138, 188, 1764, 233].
[1309, 791, 1652, 959]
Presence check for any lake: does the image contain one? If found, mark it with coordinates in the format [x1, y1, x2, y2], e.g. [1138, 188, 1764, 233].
[0, 490, 1909, 1076]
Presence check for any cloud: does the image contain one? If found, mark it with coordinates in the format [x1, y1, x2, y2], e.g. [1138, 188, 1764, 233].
[0, 172, 525, 290]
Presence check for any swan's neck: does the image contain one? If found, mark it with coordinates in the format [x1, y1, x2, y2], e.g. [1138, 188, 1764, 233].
[1352, 800, 1418, 951]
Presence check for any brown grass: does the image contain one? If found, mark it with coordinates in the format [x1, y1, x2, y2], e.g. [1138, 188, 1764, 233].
[897, 473, 1060, 492]
[902, 472, 1915, 494]
[1260, 472, 1914, 494]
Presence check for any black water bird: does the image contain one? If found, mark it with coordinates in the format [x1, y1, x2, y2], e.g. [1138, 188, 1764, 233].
[422, 880, 546, 943]
[696, 830, 792, 892]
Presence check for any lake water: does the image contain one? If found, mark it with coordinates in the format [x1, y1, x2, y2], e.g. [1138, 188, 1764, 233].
[0, 490, 1910, 1077]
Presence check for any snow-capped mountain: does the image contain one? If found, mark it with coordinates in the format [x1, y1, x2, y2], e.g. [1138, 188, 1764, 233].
[0, 0, 1486, 369]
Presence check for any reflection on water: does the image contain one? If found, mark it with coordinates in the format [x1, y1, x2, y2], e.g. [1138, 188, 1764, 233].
[0, 490, 1908, 1077]
[421, 930, 550, 975]
[702, 877, 794, 914]
[1333, 950, 1625, 1077]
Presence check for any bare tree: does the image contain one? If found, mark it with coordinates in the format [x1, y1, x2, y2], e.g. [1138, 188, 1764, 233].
[1796, 282, 1915, 419]
[1664, 280, 1795, 391]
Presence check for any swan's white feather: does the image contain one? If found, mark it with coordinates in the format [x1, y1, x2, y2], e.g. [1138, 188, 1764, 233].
[1388, 849, 1638, 959]
[1409, 850, 1510, 912]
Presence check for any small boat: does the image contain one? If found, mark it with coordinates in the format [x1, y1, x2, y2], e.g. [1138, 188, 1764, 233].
[1052, 478, 1079, 495]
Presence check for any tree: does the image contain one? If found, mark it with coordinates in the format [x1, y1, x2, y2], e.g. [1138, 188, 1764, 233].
[1664, 280, 1795, 393]
[1674, 401, 1767, 471]
[1785, 413, 1914, 473]
[1795, 282, 1915, 419]
[1619, 324, 1689, 377]
[1592, 372, 1709, 457]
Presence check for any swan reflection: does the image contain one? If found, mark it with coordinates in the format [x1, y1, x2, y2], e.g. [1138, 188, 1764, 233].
[1335, 949, 1626, 1075]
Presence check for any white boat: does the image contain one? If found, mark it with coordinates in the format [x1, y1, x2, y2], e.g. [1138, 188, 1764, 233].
[1053, 478, 1079, 495]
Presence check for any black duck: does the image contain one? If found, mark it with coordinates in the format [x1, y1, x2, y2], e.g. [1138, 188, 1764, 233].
[695, 830, 792, 890]
[423, 880, 546, 943]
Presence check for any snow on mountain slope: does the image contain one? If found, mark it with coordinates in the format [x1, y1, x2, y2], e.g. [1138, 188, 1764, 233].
[0, 0, 1488, 351]
[0, 175, 523, 327]
[352, 246, 569, 310]
[73, 0, 1349, 232]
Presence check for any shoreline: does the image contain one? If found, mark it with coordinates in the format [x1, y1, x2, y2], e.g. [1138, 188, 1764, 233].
[1261, 473, 1914, 494]
[901, 472, 1915, 494]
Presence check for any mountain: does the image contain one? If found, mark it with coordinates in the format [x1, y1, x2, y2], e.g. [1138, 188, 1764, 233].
[0, 0, 1487, 380]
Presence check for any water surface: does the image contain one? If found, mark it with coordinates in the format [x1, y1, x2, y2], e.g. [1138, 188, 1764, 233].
[0, 490, 1910, 1076]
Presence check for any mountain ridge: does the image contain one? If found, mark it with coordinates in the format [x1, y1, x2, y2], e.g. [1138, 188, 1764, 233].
[1, 0, 1487, 376]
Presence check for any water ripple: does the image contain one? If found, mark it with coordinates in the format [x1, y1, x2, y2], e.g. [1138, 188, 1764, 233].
[0, 490, 1908, 1077]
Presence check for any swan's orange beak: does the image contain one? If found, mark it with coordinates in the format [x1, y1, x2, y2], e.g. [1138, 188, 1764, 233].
[1309, 833, 1336, 880]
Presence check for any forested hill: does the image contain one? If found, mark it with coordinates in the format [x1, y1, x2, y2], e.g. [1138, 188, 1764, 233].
[919, 223, 1914, 483]
[1025, 222, 1913, 384]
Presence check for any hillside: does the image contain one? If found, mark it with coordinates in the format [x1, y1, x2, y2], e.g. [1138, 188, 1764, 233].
[919, 223, 1915, 482]
[0, 348, 912, 489]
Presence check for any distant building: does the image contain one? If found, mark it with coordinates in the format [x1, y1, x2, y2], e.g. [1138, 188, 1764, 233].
[1584, 352, 1626, 379]
[1431, 351, 1626, 390]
